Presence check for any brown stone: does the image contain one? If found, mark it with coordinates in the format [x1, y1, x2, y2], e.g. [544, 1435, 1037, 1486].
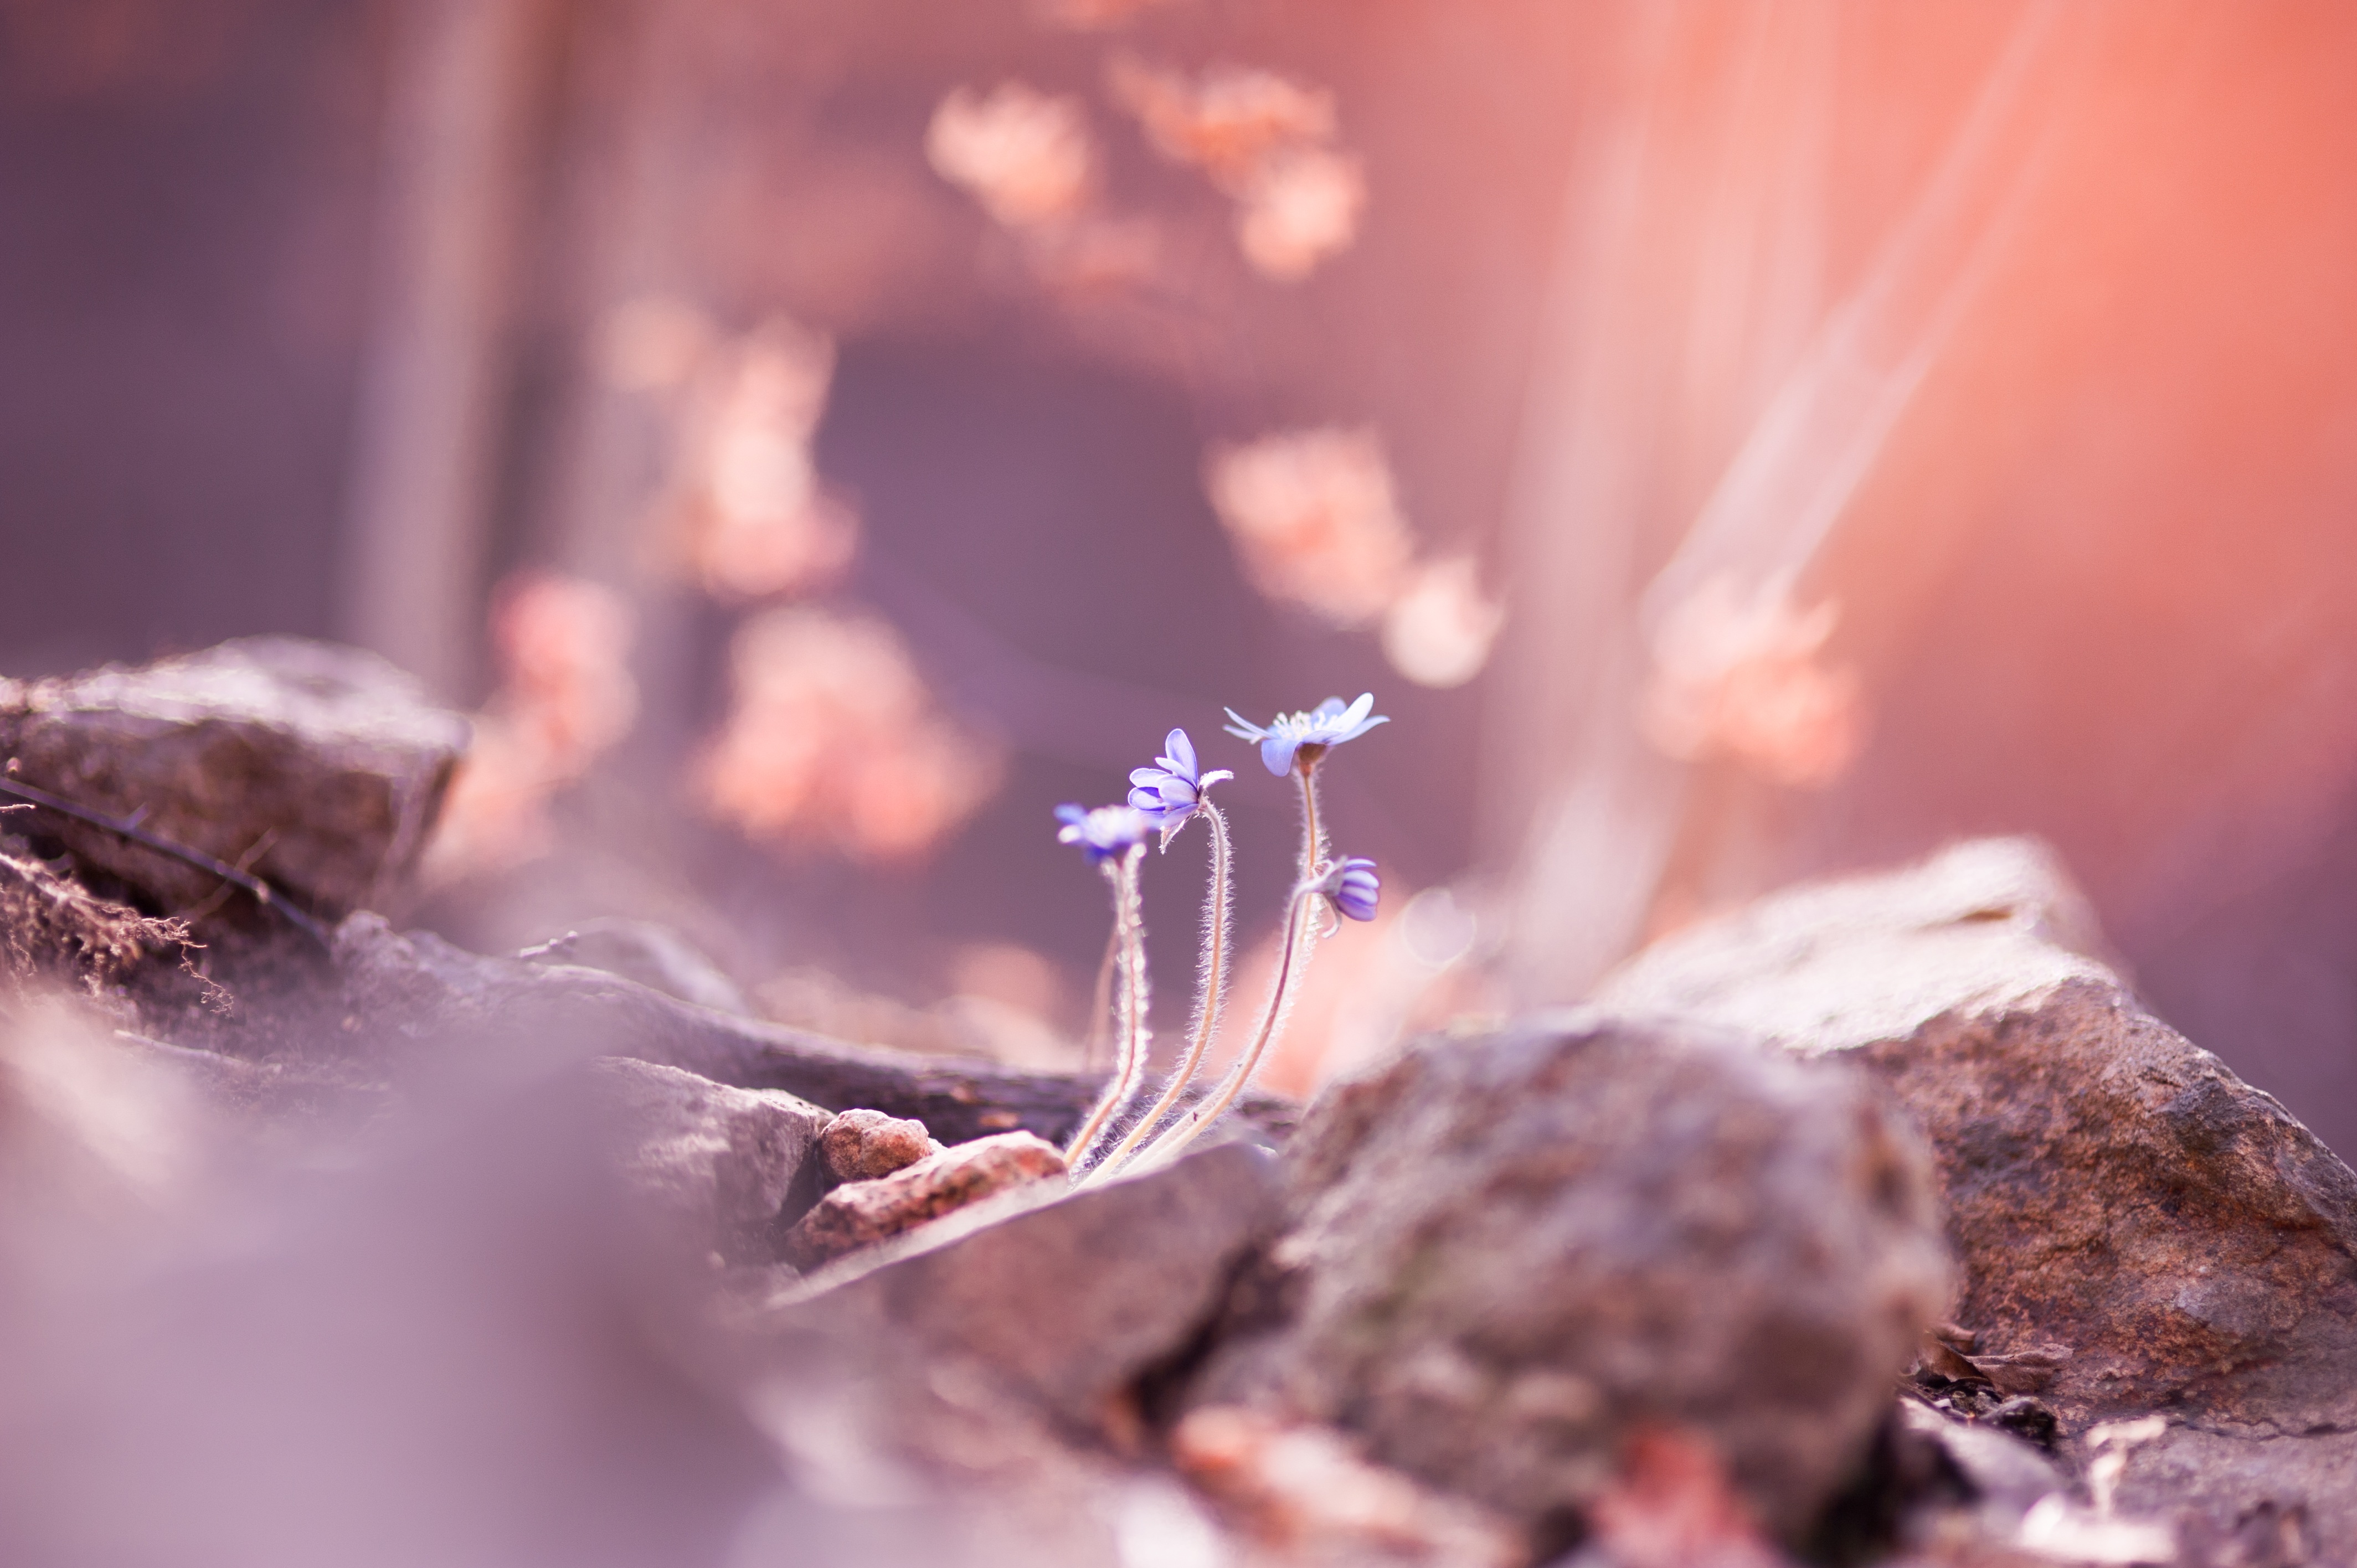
[1597, 836, 2357, 1554]
[819, 1106, 939, 1183]
[0, 638, 467, 922]
[1598, 837, 2357, 1427]
[783, 1130, 1066, 1269]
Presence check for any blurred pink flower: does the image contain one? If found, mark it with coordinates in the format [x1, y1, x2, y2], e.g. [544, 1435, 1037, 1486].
[1640, 575, 1866, 787]
[666, 317, 858, 601]
[1204, 427, 1414, 625]
[423, 575, 639, 883]
[927, 82, 1098, 231]
[1382, 556, 1505, 688]
[699, 606, 1001, 863]
[1236, 144, 1365, 281]
[1108, 58, 1363, 280]
[1108, 58, 1336, 192]
[492, 574, 640, 768]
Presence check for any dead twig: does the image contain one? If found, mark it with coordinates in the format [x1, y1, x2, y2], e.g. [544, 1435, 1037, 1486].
[0, 773, 331, 949]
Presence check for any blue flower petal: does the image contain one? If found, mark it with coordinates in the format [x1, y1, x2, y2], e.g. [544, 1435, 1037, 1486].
[1332, 857, 1381, 920]
[1058, 802, 1152, 862]
[1260, 733, 1296, 776]
[1164, 728, 1197, 779]
[1222, 707, 1265, 742]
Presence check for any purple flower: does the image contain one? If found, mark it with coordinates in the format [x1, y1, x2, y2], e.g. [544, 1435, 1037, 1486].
[1222, 693, 1389, 776]
[1127, 728, 1234, 828]
[1309, 856, 1381, 922]
[1056, 802, 1151, 864]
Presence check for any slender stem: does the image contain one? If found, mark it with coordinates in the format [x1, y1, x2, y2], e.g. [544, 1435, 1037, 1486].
[1062, 860, 1130, 1159]
[1065, 846, 1151, 1169]
[1296, 757, 1326, 879]
[1080, 802, 1232, 1185]
[1082, 918, 1118, 1070]
[1126, 764, 1332, 1172]
[1129, 884, 1316, 1172]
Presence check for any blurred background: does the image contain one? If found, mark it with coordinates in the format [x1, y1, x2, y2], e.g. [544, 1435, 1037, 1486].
[8, 0, 2357, 1150]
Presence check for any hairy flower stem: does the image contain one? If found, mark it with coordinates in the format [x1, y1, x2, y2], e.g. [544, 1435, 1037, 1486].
[1066, 845, 1152, 1170]
[1129, 767, 1330, 1172]
[1080, 803, 1233, 1186]
[1082, 920, 1118, 1070]
[1294, 752, 1328, 878]
[1130, 886, 1315, 1172]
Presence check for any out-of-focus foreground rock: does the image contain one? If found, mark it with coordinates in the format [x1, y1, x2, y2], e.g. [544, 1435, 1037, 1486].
[1601, 835, 2357, 1558]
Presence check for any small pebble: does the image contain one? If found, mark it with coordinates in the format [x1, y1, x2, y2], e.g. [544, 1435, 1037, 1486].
[786, 1131, 1066, 1269]
[821, 1107, 940, 1183]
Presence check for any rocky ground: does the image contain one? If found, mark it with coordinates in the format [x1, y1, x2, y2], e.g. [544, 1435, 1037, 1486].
[0, 639, 2343, 1567]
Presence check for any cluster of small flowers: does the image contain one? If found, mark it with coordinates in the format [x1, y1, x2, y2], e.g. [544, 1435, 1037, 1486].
[1053, 694, 1387, 1182]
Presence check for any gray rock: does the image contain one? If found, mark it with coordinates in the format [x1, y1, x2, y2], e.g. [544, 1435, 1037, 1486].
[781, 1142, 1282, 1437]
[1202, 1012, 1951, 1541]
[0, 638, 467, 921]
[585, 1057, 830, 1265]
[1597, 837, 2357, 1556]
[2111, 1425, 2339, 1568]
[331, 913, 1296, 1148]
[519, 919, 751, 1017]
